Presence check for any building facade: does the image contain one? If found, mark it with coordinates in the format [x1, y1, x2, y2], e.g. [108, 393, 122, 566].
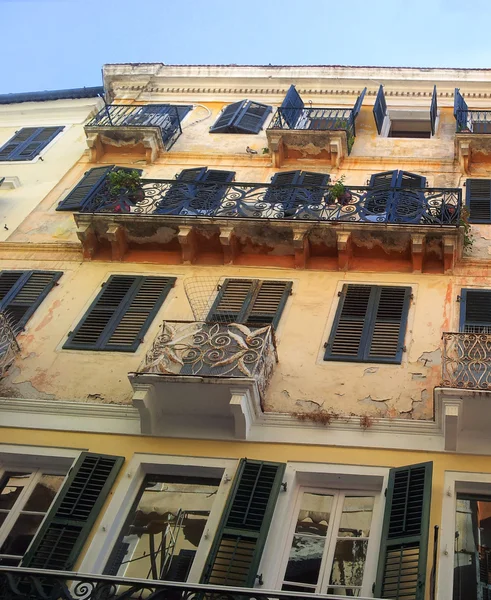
[0, 64, 491, 600]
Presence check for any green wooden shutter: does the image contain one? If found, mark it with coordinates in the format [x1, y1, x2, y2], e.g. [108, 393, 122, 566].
[210, 101, 247, 133]
[56, 166, 115, 211]
[245, 280, 292, 329]
[466, 179, 491, 223]
[0, 270, 62, 331]
[207, 279, 256, 324]
[234, 101, 272, 134]
[64, 275, 175, 351]
[375, 462, 433, 600]
[459, 288, 491, 332]
[202, 459, 285, 587]
[22, 452, 124, 570]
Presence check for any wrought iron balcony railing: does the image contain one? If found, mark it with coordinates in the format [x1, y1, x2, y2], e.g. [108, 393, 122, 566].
[85, 105, 182, 150]
[0, 312, 19, 379]
[137, 321, 276, 398]
[442, 332, 491, 389]
[455, 110, 491, 134]
[80, 178, 461, 226]
[0, 567, 382, 600]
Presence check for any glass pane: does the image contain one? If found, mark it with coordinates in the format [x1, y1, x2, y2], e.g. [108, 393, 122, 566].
[111, 474, 221, 580]
[284, 534, 325, 586]
[329, 539, 368, 588]
[327, 587, 360, 597]
[24, 475, 65, 512]
[0, 514, 44, 556]
[295, 493, 333, 536]
[282, 583, 317, 593]
[338, 496, 374, 538]
[0, 473, 32, 510]
[0, 556, 21, 566]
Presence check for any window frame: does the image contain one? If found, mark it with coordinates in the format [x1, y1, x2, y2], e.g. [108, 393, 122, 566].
[0, 127, 65, 163]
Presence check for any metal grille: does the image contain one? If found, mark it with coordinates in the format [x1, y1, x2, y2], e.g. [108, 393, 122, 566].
[183, 277, 224, 322]
[442, 332, 491, 389]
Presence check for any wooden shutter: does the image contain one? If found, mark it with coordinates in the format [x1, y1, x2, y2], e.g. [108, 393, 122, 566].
[64, 275, 175, 351]
[234, 101, 272, 134]
[207, 279, 256, 323]
[176, 167, 207, 182]
[300, 172, 330, 187]
[157, 168, 208, 215]
[210, 101, 247, 133]
[0, 129, 37, 161]
[466, 179, 491, 222]
[56, 166, 114, 211]
[0, 270, 62, 331]
[397, 171, 426, 189]
[245, 280, 292, 329]
[369, 171, 398, 189]
[373, 85, 387, 134]
[264, 171, 302, 206]
[352, 87, 367, 120]
[0, 127, 63, 161]
[459, 289, 491, 332]
[325, 284, 410, 364]
[22, 453, 124, 570]
[430, 86, 438, 136]
[280, 85, 305, 128]
[202, 459, 285, 587]
[454, 88, 469, 131]
[375, 462, 433, 600]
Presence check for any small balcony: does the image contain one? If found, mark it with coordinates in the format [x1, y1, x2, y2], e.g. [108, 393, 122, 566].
[442, 331, 491, 390]
[454, 105, 491, 172]
[0, 312, 19, 379]
[129, 321, 276, 440]
[84, 104, 182, 164]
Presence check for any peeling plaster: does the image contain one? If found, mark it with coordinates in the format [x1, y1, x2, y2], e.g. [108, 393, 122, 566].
[411, 372, 427, 380]
[418, 349, 442, 366]
[357, 395, 389, 413]
[363, 367, 379, 376]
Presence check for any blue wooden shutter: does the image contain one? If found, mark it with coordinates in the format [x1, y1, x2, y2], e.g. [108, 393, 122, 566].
[366, 171, 397, 216]
[466, 179, 491, 223]
[202, 459, 285, 587]
[352, 87, 367, 120]
[0, 127, 63, 161]
[189, 169, 236, 215]
[430, 86, 438, 136]
[391, 172, 426, 224]
[459, 288, 491, 332]
[234, 101, 272, 134]
[156, 168, 208, 215]
[63, 275, 175, 351]
[0, 270, 62, 331]
[210, 101, 247, 133]
[0, 129, 38, 161]
[373, 85, 387, 135]
[245, 280, 292, 329]
[397, 171, 426, 188]
[56, 166, 114, 211]
[280, 85, 305, 128]
[454, 88, 469, 131]
[22, 453, 124, 570]
[264, 171, 302, 206]
[375, 462, 433, 600]
[207, 279, 257, 323]
[369, 171, 398, 188]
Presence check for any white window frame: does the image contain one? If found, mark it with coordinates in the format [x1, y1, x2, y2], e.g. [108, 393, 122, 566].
[0, 125, 69, 166]
[380, 108, 439, 139]
[259, 462, 388, 596]
[78, 453, 239, 582]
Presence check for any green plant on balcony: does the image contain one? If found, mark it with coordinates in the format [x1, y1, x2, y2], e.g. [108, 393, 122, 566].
[460, 206, 474, 251]
[329, 175, 352, 205]
[107, 169, 142, 197]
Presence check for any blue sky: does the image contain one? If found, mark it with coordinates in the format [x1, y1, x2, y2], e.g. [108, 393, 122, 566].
[2, 0, 491, 94]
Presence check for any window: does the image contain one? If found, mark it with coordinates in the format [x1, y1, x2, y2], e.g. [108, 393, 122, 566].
[466, 179, 491, 223]
[207, 279, 292, 328]
[0, 127, 63, 161]
[265, 171, 330, 213]
[0, 270, 62, 331]
[459, 288, 491, 333]
[324, 284, 411, 364]
[210, 100, 272, 134]
[63, 275, 176, 352]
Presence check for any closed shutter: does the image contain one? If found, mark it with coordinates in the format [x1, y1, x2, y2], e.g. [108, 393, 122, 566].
[0, 270, 62, 331]
[454, 88, 469, 131]
[245, 280, 292, 328]
[56, 166, 114, 211]
[352, 87, 367, 120]
[375, 462, 433, 600]
[202, 459, 285, 587]
[373, 85, 387, 135]
[0, 127, 63, 161]
[264, 171, 302, 206]
[63, 275, 175, 351]
[430, 86, 438, 136]
[466, 179, 491, 222]
[197, 169, 235, 212]
[459, 289, 491, 333]
[324, 284, 411, 364]
[370, 171, 398, 189]
[22, 453, 124, 571]
[397, 171, 426, 189]
[297, 171, 330, 208]
[210, 101, 247, 133]
[280, 85, 305, 128]
[234, 101, 272, 134]
[207, 279, 256, 324]
[157, 168, 208, 215]
[0, 129, 37, 161]
[366, 171, 397, 216]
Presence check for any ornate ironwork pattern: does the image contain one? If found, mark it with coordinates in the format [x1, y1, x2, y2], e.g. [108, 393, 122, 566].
[455, 110, 491, 133]
[81, 178, 461, 226]
[0, 312, 19, 379]
[85, 105, 182, 150]
[0, 567, 382, 600]
[442, 332, 491, 389]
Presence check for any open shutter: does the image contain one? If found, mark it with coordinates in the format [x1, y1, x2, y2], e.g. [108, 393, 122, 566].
[466, 179, 491, 222]
[57, 166, 114, 211]
[352, 87, 367, 120]
[0, 129, 38, 161]
[0, 270, 62, 331]
[375, 462, 433, 600]
[207, 279, 256, 324]
[454, 88, 469, 131]
[14, 127, 63, 161]
[370, 171, 398, 189]
[22, 453, 123, 570]
[280, 85, 304, 128]
[202, 459, 285, 587]
[397, 171, 426, 189]
[245, 280, 292, 329]
[210, 101, 247, 133]
[234, 101, 272, 134]
[459, 289, 491, 332]
[430, 86, 438, 136]
[373, 85, 387, 135]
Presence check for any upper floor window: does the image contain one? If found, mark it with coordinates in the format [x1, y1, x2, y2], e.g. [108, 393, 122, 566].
[459, 288, 491, 333]
[210, 100, 272, 134]
[0, 127, 63, 161]
[466, 179, 491, 223]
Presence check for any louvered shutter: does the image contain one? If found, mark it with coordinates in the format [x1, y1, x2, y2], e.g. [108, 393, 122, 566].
[56, 166, 114, 211]
[369, 171, 398, 189]
[375, 462, 433, 600]
[157, 168, 207, 215]
[296, 171, 330, 208]
[0, 270, 62, 331]
[390, 172, 427, 223]
[352, 87, 367, 120]
[207, 279, 256, 324]
[397, 171, 426, 189]
[0, 128, 37, 161]
[22, 453, 124, 571]
[373, 85, 387, 135]
[454, 88, 469, 132]
[64, 275, 175, 351]
[459, 289, 491, 333]
[195, 169, 235, 213]
[466, 179, 491, 222]
[264, 171, 302, 206]
[245, 280, 292, 329]
[210, 101, 247, 133]
[430, 86, 438, 136]
[234, 101, 272, 134]
[366, 171, 397, 216]
[202, 459, 285, 587]
[104, 540, 130, 576]
[280, 85, 304, 128]
[0, 127, 63, 161]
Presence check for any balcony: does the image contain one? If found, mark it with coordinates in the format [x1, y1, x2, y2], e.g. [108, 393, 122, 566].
[129, 321, 276, 440]
[267, 107, 356, 167]
[0, 312, 19, 379]
[442, 331, 491, 390]
[74, 178, 462, 273]
[84, 105, 182, 164]
[454, 109, 491, 172]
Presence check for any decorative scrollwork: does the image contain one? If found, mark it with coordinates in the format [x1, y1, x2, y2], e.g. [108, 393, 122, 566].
[0, 312, 19, 379]
[442, 332, 491, 389]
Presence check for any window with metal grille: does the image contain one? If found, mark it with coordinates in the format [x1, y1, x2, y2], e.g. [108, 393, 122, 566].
[459, 289, 491, 333]
[0, 127, 63, 161]
[63, 275, 176, 352]
[466, 180, 491, 223]
[324, 284, 411, 364]
[210, 100, 272, 134]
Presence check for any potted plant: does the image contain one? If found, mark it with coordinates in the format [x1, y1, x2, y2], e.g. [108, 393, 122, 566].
[107, 169, 143, 213]
[329, 175, 352, 205]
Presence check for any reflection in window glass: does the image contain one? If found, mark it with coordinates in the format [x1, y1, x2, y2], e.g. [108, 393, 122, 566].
[106, 474, 221, 581]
